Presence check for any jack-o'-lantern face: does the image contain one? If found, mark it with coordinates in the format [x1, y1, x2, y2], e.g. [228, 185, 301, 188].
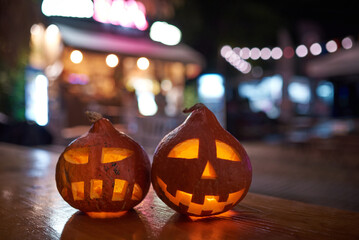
[56, 117, 150, 217]
[61, 147, 142, 204]
[152, 104, 252, 216]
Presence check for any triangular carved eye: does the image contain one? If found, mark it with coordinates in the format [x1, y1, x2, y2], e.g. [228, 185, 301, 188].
[168, 138, 199, 159]
[215, 140, 240, 162]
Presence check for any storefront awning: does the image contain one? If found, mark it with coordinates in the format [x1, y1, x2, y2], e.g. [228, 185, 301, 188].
[57, 24, 205, 67]
[306, 46, 359, 78]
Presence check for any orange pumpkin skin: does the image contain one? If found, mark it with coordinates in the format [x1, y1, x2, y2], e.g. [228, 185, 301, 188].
[151, 103, 252, 216]
[56, 117, 151, 214]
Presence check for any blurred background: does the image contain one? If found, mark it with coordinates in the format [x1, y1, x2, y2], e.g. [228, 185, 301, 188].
[0, 0, 358, 211]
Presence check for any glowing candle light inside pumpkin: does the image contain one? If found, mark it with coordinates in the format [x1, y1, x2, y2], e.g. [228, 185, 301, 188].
[56, 111, 151, 218]
[151, 103, 252, 217]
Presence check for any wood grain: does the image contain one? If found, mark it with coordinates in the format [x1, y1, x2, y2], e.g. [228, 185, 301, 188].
[0, 143, 358, 239]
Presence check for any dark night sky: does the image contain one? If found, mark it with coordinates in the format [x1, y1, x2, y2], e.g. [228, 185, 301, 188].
[171, 0, 359, 70]
[275, 1, 359, 39]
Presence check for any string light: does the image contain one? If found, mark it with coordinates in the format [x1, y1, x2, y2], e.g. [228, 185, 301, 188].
[221, 36, 356, 74]
[250, 48, 260, 60]
[342, 37, 353, 49]
[325, 40, 338, 53]
[260, 47, 271, 60]
[283, 46, 294, 59]
[309, 43, 322, 56]
[220, 45, 251, 74]
[295, 45, 308, 58]
[271, 47, 283, 60]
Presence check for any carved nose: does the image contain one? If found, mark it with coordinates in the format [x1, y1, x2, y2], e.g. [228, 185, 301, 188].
[201, 161, 217, 179]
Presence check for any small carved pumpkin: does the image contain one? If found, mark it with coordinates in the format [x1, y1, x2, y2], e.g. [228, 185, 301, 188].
[56, 112, 151, 218]
[151, 103, 252, 216]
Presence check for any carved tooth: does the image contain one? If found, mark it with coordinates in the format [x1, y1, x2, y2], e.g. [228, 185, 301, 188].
[156, 176, 244, 215]
[90, 179, 103, 199]
[131, 183, 142, 201]
[176, 190, 192, 206]
[71, 181, 85, 200]
[112, 179, 128, 201]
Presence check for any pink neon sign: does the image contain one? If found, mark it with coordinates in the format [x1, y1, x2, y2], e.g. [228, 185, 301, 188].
[93, 0, 148, 31]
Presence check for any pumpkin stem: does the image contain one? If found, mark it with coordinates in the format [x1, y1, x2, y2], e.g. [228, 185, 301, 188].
[85, 111, 103, 123]
[183, 103, 205, 113]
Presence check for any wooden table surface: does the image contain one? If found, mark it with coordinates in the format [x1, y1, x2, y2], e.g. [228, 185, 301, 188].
[0, 143, 358, 240]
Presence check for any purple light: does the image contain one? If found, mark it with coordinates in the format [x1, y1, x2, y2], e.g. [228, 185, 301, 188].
[250, 48, 260, 60]
[271, 47, 283, 60]
[342, 37, 353, 49]
[93, 0, 148, 30]
[309, 43, 322, 56]
[325, 40, 338, 53]
[260, 47, 271, 60]
[295, 45, 308, 58]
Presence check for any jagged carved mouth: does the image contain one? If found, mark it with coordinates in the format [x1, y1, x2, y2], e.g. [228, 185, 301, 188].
[63, 179, 142, 202]
[156, 177, 244, 216]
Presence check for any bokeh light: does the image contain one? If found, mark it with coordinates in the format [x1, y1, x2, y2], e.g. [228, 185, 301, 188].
[342, 37, 353, 49]
[250, 48, 260, 60]
[326, 40, 338, 53]
[160, 79, 172, 92]
[220, 45, 232, 58]
[240, 47, 250, 59]
[295, 45, 308, 58]
[106, 54, 119, 68]
[70, 50, 83, 64]
[283, 47, 294, 59]
[198, 74, 225, 99]
[42, 0, 94, 18]
[26, 74, 49, 126]
[271, 47, 283, 60]
[309, 43, 322, 56]
[150, 21, 182, 46]
[260, 48, 271, 60]
[137, 57, 150, 70]
[288, 81, 311, 104]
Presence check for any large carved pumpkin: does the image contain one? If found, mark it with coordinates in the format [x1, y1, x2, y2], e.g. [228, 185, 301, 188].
[151, 103, 252, 216]
[56, 112, 151, 218]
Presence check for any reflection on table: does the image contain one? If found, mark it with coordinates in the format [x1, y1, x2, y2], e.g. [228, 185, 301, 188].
[0, 143, 358, 240]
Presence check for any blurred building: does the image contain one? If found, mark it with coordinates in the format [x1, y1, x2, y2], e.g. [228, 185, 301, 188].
[27, 0, 205, 145]
[221, 30, 358, 142]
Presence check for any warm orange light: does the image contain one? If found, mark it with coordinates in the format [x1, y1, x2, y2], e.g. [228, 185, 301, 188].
[112, 179, 128, 201]
[90, 179, 103, 199]
[157, 176, 245, 216]
[188, 210, 238, 221]
[64, 148, 89, 164]
[168, 138, 199, 159]
[137, 57, 150, 70]
[106, 54, 119, 68]
[215, 140, 240, 161]
[70, 50, 83, 64]
[101, 148, 133, 163]
[71, 181, 85, 200]
[201, 161, 217, 179]
[70, 179, 142, 202]
[131, 183, 143, 201]
[86, 211, 127, 218]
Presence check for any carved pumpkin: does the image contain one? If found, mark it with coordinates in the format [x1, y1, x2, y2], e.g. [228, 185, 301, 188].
[56, 112, 151, 218]
[151, 103, 252, 216]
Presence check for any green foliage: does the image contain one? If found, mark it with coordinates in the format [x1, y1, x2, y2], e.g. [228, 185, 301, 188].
[183, 81, 198, 109]
[0, 0, 40, 120]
